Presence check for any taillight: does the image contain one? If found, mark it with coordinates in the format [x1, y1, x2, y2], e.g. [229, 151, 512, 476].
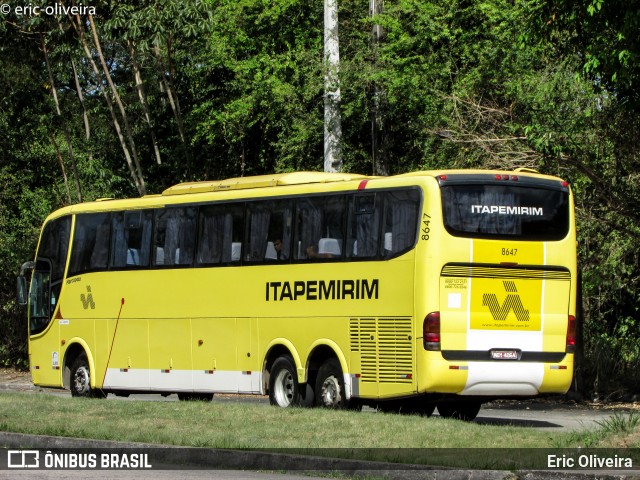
[423, 312, 441, 351]
[566, 315, 576, 353]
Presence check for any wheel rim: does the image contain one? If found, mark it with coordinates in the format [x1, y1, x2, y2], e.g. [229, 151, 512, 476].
[273, 369, 295, 407]
[319, 375, 341, 407]
[73, 365, 91, 396]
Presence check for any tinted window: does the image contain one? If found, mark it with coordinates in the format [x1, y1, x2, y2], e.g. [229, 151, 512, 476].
[69, 213, 110, 276]
[348, 193, 380, 259]
[37, 216, 71, 282]
[246, 200, 292, 262]
[111, 210, 153, 268]
[293, 195, 346, 260]
[153, 207, 197, 267]
[441, 185, 569, 240]
[197, 204, 244, 264]
[383, 189, 421, 257]
[32, 216, 71, 334]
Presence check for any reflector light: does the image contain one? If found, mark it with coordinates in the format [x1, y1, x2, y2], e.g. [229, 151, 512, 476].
[562, 181, 569, 187]
[439, 175, 447, 181]
[511, 175, 519, 181]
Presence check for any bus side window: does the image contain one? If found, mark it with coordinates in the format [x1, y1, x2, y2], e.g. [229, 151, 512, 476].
[246, 200, 292, 263]
[348, 193, 380, 259]
[69, 213, 110, 276]
[383, 189, 420, 257]
[154, 207, 197, 267]
[197, 203, 244, 265]
[111, 210, 153, 268]
[293, 195, 345, 261]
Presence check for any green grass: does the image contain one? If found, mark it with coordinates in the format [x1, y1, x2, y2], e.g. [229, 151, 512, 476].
[0, 392, 637, 469]
[596, 411, 640, 435]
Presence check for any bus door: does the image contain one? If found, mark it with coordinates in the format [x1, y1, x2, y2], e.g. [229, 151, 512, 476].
[25, 216, 71, 387]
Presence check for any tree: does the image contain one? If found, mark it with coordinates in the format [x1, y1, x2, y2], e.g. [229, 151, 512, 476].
[525, 0, 640, 109]
[324, 0, 343, 172]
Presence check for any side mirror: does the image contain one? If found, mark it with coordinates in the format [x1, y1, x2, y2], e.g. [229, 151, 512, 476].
[17, 261, 35, 306]
[17, 276, 28, 306]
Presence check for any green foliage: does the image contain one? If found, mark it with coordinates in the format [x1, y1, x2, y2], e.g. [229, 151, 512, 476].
[596, 411, 640, 435]
[524, 0, 640, 108]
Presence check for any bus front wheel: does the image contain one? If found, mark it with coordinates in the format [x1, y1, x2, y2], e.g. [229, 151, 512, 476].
[269, 355, 300, 407]
[70, 354, 106, 398]
[315, 358, 347, 409]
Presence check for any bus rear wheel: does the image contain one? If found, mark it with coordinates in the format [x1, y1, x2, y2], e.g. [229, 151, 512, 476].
[269, 355, 300, 407]
[70, 354, 105, 398]
[436, 400, 481, 421]
[315, 359, 347, 409]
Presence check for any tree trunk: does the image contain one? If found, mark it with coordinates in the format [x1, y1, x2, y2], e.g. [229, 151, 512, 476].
[87, 13, 145, 194]
[152, 44, 186, 144]
[70, 14, 145, 196]
[60, 18, 91, 142]
[369, 0, 388, 176]
[71, 58, 91, 141]
[128, 40, 162, 165]
[41, 33, 83, 202]
[324, 0, 342, 173]
[49, 132, 72, 204]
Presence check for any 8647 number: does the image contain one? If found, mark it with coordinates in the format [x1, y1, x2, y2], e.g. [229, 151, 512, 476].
[421, 213, 431, 241]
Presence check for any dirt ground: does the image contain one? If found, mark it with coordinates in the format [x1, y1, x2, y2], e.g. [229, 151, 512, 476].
[0, 367, 30, 382]
[0, 367, 33, 390]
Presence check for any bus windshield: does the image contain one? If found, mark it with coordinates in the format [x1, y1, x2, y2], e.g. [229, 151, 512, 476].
[441, 184, 569, 241]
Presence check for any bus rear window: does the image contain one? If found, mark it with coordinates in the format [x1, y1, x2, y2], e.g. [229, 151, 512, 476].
[441, 184, 569, 240]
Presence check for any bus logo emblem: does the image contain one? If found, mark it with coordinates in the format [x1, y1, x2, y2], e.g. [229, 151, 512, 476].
[80, 286, 95, 310]
[482, 281, 529, 322]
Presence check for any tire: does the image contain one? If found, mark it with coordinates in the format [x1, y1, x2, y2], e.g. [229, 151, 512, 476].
[436, 400, 481, 421]
[269, 355, 301, 407]
[315, 358, 347, 409]
[177, 393, 214, 401]
[70, 354, 106, 398]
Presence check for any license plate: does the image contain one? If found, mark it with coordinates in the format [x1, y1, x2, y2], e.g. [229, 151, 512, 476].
[491, 350, 519, 360]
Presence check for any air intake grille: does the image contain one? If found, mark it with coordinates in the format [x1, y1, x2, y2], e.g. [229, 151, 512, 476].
[350, 317, 414, 383]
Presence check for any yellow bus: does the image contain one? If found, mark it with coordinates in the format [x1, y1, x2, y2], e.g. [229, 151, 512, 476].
[17, 169, 577, 420]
